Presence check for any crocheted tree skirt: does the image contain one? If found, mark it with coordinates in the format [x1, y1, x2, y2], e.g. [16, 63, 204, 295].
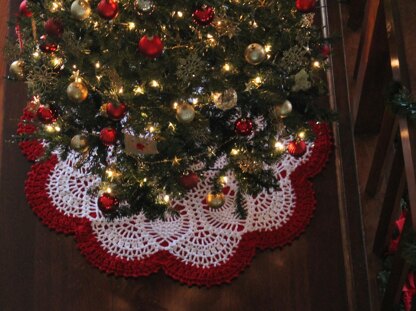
[18, 109, 332, 286]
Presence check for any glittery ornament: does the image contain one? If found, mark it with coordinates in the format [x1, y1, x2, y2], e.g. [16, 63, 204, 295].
[44, 19, 64, 38]
[271, 100, 293, 118]
[238, 158, 262, 174]
[100, 127, 117, 146]
[287, 140, 307, 157]
[9, 60, 25, 80]
[70, 134, 89, 152]
[105, 102, 127, 120]
[67, 81, 88, 103]
[296, 0, 317, 13]
[206, 192, 225, 208]
[97, 0, 119, 20]
[71, 0, 91, 20]
[176, 103, 195, 124]
[19, 0, 32, 17]
[98, 193, 119, 214]
[244, 43, 266, 65]
[235, 118, 254, 136]
[37, 106, 56, 124]
[292, 69, 311, 92]
[179, 172, 200, 189]
[193, 5, 215, 26]
[138, 35, 164, 58]
[134, 0, 154, 13]
[212, 88, 237, 111]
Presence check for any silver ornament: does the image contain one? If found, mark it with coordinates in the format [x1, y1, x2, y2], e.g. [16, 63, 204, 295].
[271, 100, 293, 118]
[70, 134, 89, 152]
[71, 0, 91, 20]
[212, 88, 238, 111]
[9, 60, 25, 80]
[176, 103, 195, 124]
[244, 43, 266, 65]
[134, 0, 155, 13]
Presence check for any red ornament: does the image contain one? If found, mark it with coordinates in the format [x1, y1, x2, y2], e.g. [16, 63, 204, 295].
[37, 106, 56, 124]
[193, 5, 215, 26]
[97, 0, 119, 20]
[105, 102, 127, 120]
[179, 172, 200, 190]
[138, 35, 164, 58]
[39, 42, 58, 53]
[98, 193, 119, 214]
[287, 140, 307, 157]
[19, 0, 32, 17]
[44, 19, 64, 38]
[100, 127, 117, 146]
[295, 0, 317, 13]
[234, 118, 254, 136]
[321, 44, 331, 58]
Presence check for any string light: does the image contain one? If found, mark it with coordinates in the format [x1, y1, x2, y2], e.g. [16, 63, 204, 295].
[264, 44, 272, 53]
[222, 63, 232, 72]
[172, 101, 179, 109]
[127, 22, 136, 30]
[95, 61, 101, 69]
[32, 51, 40, 59]
[150, 80, 160, 88]
[313, 60, 321, 68]
[230, 148, 240, 156]
[220, 176, 228, 185]
[274, 141, 285, 152]
[298, 131, 306, 139]
[176, 11, 184, 18]
[133, 85, 145, 95]
[118, 87, 124, 94]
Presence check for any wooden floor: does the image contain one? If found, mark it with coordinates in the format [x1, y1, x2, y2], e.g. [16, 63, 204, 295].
[0, 1, 372, 311]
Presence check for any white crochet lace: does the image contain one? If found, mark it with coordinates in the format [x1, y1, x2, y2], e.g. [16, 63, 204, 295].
[46, 135, 314, 267]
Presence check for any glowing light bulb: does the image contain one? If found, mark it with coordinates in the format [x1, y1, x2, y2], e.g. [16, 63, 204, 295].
[133, 85, 145, 95]
[32, 51, 40, 59]
[128, 22, 136, 30]
[177, 11, 183, 18]
[95, 61, 101, 69]
[274, 141, 285, 152]
[150, 80, 160, 88]
[223, 63, 231, 71]
[265, 44, 272, 53]
[298, 131, 306, 139]
[313, 61, 321, 68]
[230, 148, 239, 156]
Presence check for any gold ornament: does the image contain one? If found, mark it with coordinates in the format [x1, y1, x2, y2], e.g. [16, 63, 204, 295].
[70, 134, 89, 152]
[271, 100, 293, 119]
[244, 43, 266, 65]
[206, 192, 225, 208]
[67, 81, 88, 103]
[212, 88, 238, 111]
[176, 102, 195, 124]
[9, 60, 25, 80]
[71, 0, 91, 20]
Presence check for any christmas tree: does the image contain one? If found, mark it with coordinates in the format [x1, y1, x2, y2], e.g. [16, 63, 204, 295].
[9, 0, 331, 220]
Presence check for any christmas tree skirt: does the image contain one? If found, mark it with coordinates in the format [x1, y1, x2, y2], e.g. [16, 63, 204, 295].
[19, 109, 332, 286]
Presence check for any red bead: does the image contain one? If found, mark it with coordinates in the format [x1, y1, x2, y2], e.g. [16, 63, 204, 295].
[37, 106, 56, 124]
[295, 0, 317, 13]
[234, 118, 254, 136]
[287, 140, 307, 157]
[105, 102, 127, 120]
[321, 44, 331, 58]
[138, 35, 164, 58]
[44, 19, 64, 38]
[98, 193, 119, 214]
[179, 172, 200, 190]
[100, 127, 117, 146]
[19, 0, 32, 17]
[193, 5, 215, 26]
[97, 0, 119, 20]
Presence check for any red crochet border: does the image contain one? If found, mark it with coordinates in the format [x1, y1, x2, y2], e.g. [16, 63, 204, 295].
[19, 109, 332, 286]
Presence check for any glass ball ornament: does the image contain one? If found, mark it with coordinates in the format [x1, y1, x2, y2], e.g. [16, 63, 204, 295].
[206, 192, 225, 209]
[244, 43, 266, 65]
[100, 127, 117, 146]
[44, 18, 64, 38]
[9, 60, 25, 80]
[176, 102, 195, 124]
[212, 88, 238, 111]
[105, 102, 127, 120]
[70, 134, 89, 152]
[138, 35, 164, 58]
[71, 0, 91, 20]
[193, 5, 215, 26]
[179, 171, 200, 190]
[287, 140, 307, 157]
[134, 0, 155, 13]
[97, 193, 119, 214]
[67, 81, 88, 103]
[271, 100, 293, 119]
[295, 0, 317, 13]
[19, 0, 32, 17]
[96, 0, 119, 20]
[234, 118, 254, 136]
